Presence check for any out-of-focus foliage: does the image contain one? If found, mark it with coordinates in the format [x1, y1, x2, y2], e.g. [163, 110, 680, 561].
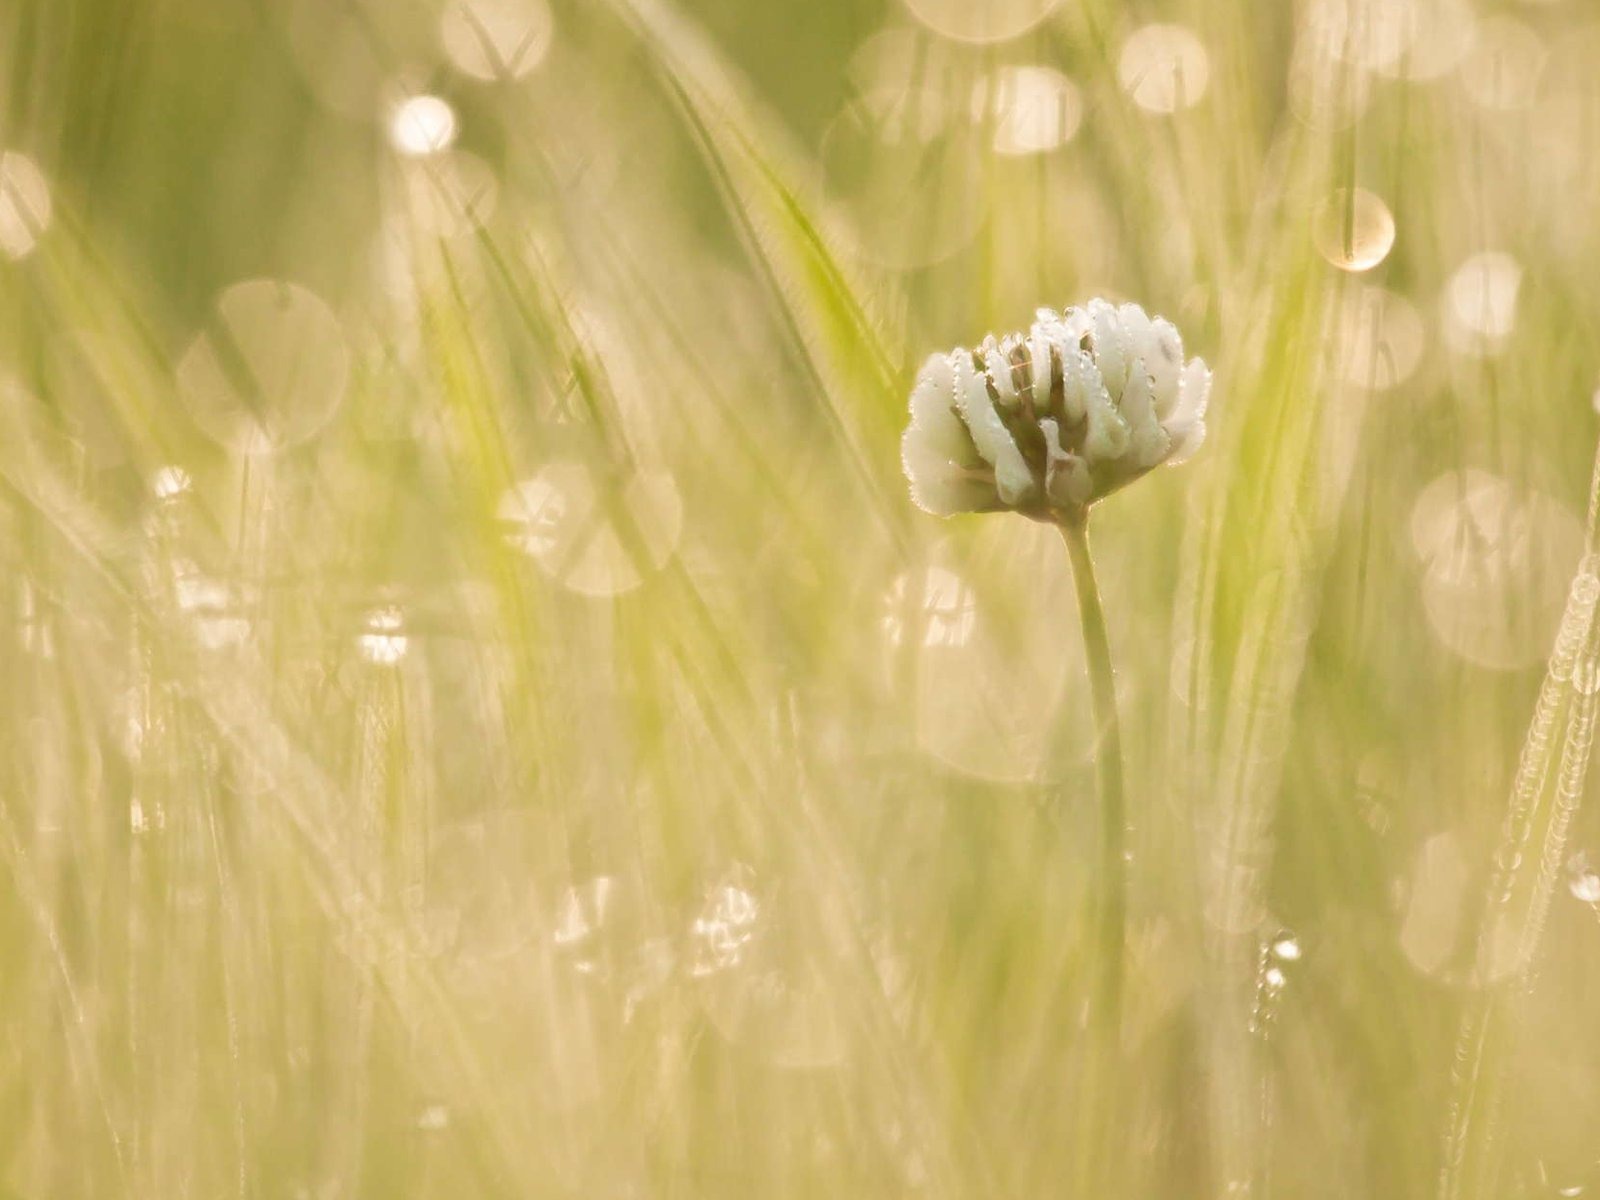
[3, 0, 1600, 1196]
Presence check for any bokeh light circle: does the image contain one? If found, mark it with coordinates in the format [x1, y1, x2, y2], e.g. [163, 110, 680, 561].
[1330, 285, 1425, 390]
[901, 0, 1062, 45]
[1118, 24, 1211, 113]
[175, 279, 350, 454]
[1461, 16, 1546, 112]
[1411, 470, 1583, 670]
[1442, 251, 1523, 355]
[976, 66, 1082, 156]
[440, 0, 554, 82]
[390, 95, 458, 158]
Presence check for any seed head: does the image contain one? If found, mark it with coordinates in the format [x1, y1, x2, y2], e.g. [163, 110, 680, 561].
[901, 299, 1211, 518]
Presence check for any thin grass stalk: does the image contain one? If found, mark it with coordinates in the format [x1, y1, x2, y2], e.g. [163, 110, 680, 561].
[1437, 436, 1600, 1200]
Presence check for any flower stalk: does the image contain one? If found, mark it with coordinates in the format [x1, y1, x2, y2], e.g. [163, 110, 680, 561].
[899, 296, 1208, 1191]
[1058, 510, 1126, 1043]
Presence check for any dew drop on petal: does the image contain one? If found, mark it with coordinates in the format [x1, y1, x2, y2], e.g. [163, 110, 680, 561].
[1313, 187, 1396, 272]
[440, 0, 554, 82]
[389, 94, 458, 157]
[1118, 25, 1211, 114]
[0, 152, 52, 261]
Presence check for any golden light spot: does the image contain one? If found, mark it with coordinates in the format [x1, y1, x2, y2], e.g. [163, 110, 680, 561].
[1118, 24, 1211, 113]
[440, 0, 554, 82]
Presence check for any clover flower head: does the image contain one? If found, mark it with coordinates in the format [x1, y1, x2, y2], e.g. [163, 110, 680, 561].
[901, 299, 1211, 517]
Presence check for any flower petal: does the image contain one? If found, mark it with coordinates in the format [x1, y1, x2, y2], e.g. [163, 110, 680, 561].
[953, 351, 1035, 506]
[1168, 356, 1212, 426]
[1161, 357, 1211, 465]
[1119, 358, 1171, 469]
[1062, 347, 1130, 463]
[1087, 299, 1131, 397]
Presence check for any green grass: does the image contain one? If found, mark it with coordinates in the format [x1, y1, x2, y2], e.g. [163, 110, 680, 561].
[3, 0, 1600, 1196]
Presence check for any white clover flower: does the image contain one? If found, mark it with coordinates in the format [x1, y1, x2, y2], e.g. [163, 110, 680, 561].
[901, 300, 1211, 517]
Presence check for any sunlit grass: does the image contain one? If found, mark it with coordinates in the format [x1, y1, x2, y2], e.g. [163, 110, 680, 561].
[3, 0, 1600, 1196]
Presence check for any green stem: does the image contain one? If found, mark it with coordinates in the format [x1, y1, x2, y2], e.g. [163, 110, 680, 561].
[1057, 511, 1128, 1194]
[1058, 512, 1126, 1041]
[1062, 512, 1126, 1030]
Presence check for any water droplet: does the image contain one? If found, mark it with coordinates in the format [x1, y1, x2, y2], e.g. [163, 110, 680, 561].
[1263, 964, 1287, 992]
[1313, 187, 1396, 272]
[0, 151, 52, 261]
[440, 0, 553, 82]
[1270, 933, 1303, 962]
[389, 94, 458, 157]
[1118, 24, 1211, 113]
[1574, 659, 1600, 697]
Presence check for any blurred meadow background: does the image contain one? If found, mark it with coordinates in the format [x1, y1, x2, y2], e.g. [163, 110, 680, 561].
[4, 0, 1600, 1196]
